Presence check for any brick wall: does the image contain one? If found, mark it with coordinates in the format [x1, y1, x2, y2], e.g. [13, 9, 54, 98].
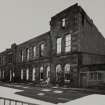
[79, 9, 105, 55]
[50, 4, 80, 56]
[82, 53, 105, 65]
[16, 32, 51, 63]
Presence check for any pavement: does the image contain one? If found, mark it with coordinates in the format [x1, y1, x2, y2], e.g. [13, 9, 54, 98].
[0, 82, 105, 105]
[0, 86, 54, 105]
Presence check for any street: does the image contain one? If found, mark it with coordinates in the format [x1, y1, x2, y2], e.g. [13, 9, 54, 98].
[0, 82, 105, 105]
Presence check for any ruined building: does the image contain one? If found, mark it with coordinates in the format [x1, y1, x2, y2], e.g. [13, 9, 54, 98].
[0, 3, 105, 88]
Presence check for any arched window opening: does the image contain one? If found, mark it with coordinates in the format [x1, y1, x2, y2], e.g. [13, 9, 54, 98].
[40, 66, 44, 80]
[33, 46, 36, 57]
[46, 66, 50, 79]
[40, 43, 45, 57]
[26, 48, 30, 61]
[21, 69, 23, 80]
[64, 64, 71, 82]
[56, 64, 62, 73]
[32, 67, 36, 81]
[26, 68, 29, 80]
[56, 64, 62, 81]
[13, 71, 15, 78]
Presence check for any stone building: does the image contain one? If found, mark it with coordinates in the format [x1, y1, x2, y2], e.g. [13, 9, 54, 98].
[0, 3, 105, 88]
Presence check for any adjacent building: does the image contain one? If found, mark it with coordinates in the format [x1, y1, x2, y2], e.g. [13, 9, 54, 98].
[0, 3, 105, 88]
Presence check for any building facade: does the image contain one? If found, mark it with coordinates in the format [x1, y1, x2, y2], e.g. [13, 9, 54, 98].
[0, 3, 105, 88]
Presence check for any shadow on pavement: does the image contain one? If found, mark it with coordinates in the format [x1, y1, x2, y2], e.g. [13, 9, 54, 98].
[0, 82, 95, 104]
[15, 87, 91, 104]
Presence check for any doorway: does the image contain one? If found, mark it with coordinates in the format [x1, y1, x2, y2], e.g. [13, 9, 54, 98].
[80, 73, 87, 88]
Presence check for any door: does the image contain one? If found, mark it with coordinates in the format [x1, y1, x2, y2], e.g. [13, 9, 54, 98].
[80, 73, 87, 88]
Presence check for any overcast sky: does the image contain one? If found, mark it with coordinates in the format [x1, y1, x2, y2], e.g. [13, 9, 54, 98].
[0, 0, 105, 52]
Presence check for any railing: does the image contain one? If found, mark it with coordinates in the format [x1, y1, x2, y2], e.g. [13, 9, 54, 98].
[0, 97, 37, 105]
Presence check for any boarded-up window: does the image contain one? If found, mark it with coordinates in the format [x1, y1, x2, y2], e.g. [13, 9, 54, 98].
[65, 34, 71, 52]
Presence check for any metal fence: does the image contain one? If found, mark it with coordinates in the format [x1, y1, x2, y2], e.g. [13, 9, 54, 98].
[0, 97, 37, 105]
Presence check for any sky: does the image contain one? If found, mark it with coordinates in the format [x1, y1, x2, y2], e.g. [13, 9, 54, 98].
[0, 0, 105, 52]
